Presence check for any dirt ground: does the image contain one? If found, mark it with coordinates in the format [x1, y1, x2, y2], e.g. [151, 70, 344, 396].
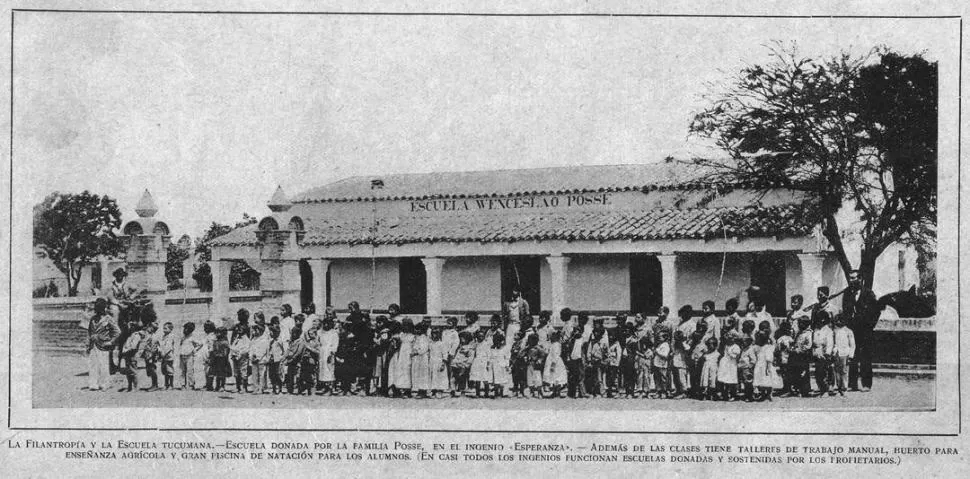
[32, 351, 935, 411]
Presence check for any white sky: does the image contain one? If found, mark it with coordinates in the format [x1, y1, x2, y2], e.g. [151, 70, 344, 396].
[13, 13, 955, 238]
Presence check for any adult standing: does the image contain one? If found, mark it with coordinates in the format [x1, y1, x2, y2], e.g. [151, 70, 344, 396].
[87, 298, 119, 391]
[504, 287, 530, 340]
[842, 270, 881, 392]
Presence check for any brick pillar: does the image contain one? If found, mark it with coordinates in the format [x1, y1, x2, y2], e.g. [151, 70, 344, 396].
[260, 230, 301, 312]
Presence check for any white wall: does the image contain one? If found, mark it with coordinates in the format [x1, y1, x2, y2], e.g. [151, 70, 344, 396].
[441, 256, 501, 312]
[566, 254, 630, 312]
[676, 253, 752, 310]
[329, 258, 400, 311]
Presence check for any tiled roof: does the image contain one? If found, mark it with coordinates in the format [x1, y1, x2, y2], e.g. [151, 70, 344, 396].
[291, 162, 717, 203]
[210, 205, 816, 247]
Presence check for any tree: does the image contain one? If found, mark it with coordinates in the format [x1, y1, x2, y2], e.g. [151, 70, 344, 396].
[689, 44, 937, 291]
[33, 191, 125, 296]
[192, 214, 259, 292]
[165, 242, 191, 290]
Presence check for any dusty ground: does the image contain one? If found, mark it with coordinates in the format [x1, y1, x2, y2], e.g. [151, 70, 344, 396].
[32, 351, 935, 411]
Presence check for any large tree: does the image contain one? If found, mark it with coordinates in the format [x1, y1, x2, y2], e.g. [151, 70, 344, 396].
[33, 191, 125, 296]
[689, 45, 937, 290]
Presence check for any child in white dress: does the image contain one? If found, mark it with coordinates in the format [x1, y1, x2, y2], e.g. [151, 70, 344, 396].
[543, 330, 567, 398]
[429, 328, 451, 398]
[469, 328, 491, 397]
[700, 337, 720, 400]
[717, 335, 740, 401]
[487, 332, 511, 398]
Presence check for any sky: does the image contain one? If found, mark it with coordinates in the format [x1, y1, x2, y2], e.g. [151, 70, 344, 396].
[13, 13, 955, 238]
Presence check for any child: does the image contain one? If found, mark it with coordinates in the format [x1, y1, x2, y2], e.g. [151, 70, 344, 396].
[209, 328, 232, 392]
[670, 329, 689, 398]
[543, 330, 567, 398]
[487, 332, 511, 398]
[753, 330, 777, 401]
[410, 323, 432, 398]
[200, 320, 216, 391]
[229, 324, 251, 393]
[637, 335, 654, 398]
[266, 326, 285, 394]
[831, 314, 856, 396]
[299, 328, 320, 395]
[688, 328, 707, 399]
[652, 330, 671, 398]
[585, 327, 609, 397]
[700, 337, 720, 400]
[317, 318, 339, 395]
[139, 321, 160, 391]
[812, 311, 835, 396]
[564, 326, 587, 399]
[388, 319, 415, 398]
[525, 334, 545, 398]
[429, 328, 450, 398]
[159, 322, 176, 389]
[738, 336, 757, 401]
[178, 322, 202, 390]
[372, 322, 393, 397]
[451, 331, 476, 396]
[119, 322, 144, 392]
[791, 317, 814, 397]
[249, 323, 270, 394]
[283, 327, 304, 394]
[469, 328, 491, 398]
[621, 332, 639, 398]
[605, 330, 622, 398]
[774, 322, 795, 396]
[717, 334, 740, 401]
[510, 330, 528, 397]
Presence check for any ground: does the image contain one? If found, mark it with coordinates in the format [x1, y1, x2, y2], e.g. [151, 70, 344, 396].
[32, 352, 935, 411]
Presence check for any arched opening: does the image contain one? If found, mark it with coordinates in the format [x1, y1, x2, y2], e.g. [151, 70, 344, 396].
[287, 216, 305, 231]
[299, 259, 313, 311]
[152, 221, 170, 235]
[258, 217, 279, 231]
[122, 221, 144, 236]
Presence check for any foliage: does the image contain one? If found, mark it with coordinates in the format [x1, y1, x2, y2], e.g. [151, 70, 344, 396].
[689, 44, 937, 290]
[165, 242, 191, 290]
[192, 214, 259, 291]
[33, 191, 125, 296]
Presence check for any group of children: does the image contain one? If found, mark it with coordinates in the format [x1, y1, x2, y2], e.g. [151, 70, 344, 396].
[106, 295, 857, 401]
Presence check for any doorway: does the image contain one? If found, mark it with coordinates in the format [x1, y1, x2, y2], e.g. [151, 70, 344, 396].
[299, 259, 312, 311]
[630, 254, 663, 315]
[399, 257, 427, 314]
[750, 252, 787, 316]
[500, 256, 541, 313]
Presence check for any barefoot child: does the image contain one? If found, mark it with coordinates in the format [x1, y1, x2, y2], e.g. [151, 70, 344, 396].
[451, 331, 476, 396]
[717, 334, 740, 401]
[652, 330, 672, 398]
[159, 322, 176, 389]
[429, 328, 450, 398]
[753, 330, 777, 401]
[267, 325, 286, 394]
[210, 328, 232, 392]
[700, 337, 720, 400]
[543, 330, 567, 398]
[119, 322, 144, 392]
[525, 334, 545, 398]
[469, 328, 491, 397]
[178, 322, 202, 390]
[487, 332, 511, 398]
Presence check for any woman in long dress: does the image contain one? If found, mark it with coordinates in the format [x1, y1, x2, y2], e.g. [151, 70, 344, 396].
[410, 323, 432, 396]
[317, 318, 339, 394]
[388, 318, 415, 397]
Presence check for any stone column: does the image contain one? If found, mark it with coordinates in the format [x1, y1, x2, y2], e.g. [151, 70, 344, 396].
[182, 257, 196, 289]
[797, 252, 827, 302]
[657, 254, 679, 310]
[210, 260, 230, 320]
[309, 259, 331, 310]
[546, 255, 571, 316]
[421, 257, 447, 315]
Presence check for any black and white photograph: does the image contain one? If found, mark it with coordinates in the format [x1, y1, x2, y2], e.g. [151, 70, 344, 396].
[2, 1, 966, 476]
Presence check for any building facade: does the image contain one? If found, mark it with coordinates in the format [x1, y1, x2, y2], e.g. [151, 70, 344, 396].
[202, 162, 916, 319]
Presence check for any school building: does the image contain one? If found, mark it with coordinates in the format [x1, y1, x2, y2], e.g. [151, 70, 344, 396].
[200, 162, 919, 319]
